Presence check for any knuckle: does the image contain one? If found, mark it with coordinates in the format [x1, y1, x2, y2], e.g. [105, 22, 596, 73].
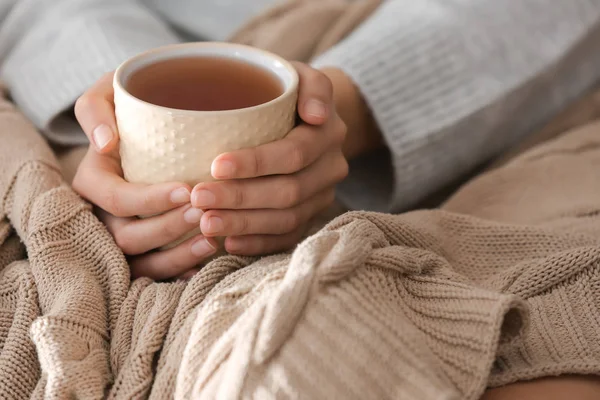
[334, 117, 348, 144]
[251, 148, 267, 176]
[113, 228, 135, 254]
[160, 222, 180, 242]
[281, 179, 302, 208]
[233, 184, 246, 208]
[138, 191, 155, 213]
[238, 213, 252, 235]
[299, 65, 332, 94]
[319, 73, 334, 97]
[288, 141, 306, 171]
[307, 68, 332, 90]
[74, 94, 94, 122]
[335, 155, 350, 181]
[159, 212, 184, 240]
[103, 187, 126, 217]
[302, 65, 319, 80]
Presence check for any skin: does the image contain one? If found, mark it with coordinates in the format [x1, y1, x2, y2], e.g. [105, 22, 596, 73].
[72, 61, 599, 399]
[72, 63, 371, 280]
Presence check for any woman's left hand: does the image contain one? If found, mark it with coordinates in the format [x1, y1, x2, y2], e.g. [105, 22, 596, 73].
[193, 62, 348, 255]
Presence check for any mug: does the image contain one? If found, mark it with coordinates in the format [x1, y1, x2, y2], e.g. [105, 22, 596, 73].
[113, 42, 299, 250]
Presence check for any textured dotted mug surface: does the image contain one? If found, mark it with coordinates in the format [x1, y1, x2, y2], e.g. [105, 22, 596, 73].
[114, 42, 298, 186]
[113, 42, 299, 250]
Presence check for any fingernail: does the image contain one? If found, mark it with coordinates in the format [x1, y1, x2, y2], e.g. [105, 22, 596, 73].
[183, 207, 203, 224]
[191, 237, 216, 257]
[211, 159, 235, 179]
[170, 187, 190, 204]
[201, 216, 223, 235]
[92, 124, 114, 150]
[192, 189, 216, 208]
[305, 99, 327, 119]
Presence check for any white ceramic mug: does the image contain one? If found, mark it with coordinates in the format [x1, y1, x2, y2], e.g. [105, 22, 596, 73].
[113, 42, 299, 186]
[113, 42, 299, 250]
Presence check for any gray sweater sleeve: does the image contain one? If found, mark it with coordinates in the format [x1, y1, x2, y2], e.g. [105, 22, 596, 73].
[0, 0, 180, 145]
[3, 0, 600, 213]
[313, 0, 600, 212]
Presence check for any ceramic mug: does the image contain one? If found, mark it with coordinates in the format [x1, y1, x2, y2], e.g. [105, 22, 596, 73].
[113, 42, 299, 250]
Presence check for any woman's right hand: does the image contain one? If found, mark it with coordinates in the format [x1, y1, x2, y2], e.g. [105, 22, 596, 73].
[72, 72, 218, 281]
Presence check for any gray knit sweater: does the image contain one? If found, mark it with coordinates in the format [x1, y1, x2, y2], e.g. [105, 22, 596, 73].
[2, 0, 600, 212]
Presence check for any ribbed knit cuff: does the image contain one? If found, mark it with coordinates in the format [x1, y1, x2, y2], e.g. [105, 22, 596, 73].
[1, 5, 180, 145]
[490, 252, 600, 387]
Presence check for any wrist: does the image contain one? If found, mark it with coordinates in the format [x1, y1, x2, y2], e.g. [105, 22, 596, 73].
[320, 67, 382, 160]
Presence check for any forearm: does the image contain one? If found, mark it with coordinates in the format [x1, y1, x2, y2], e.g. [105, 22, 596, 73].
[0, 0, 180, 145]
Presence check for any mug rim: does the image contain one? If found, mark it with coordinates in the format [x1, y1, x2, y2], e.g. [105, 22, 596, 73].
[113, 42, 299, 116]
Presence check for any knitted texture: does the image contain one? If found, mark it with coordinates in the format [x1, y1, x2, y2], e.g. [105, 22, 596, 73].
[3, 0, 600, 213]
[4, 83, 600, 399]
[3, 2, 600, 399]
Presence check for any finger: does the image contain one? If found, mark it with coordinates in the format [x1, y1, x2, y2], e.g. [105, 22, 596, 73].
[74, 71, 118, 154]
[95, 206, 135, 231]
[200, 189, 335, 237]
[103, 204, 204, 255]
[292, 62, 333, 126]
[129, 234, 218, 281]
[211, 115, 346, 179]
[73, 148, 191, 217]
[193, 151, 348, 210]
[224, 227, 306, 256]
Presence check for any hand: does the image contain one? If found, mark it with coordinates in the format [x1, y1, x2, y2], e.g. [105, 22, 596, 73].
[72, 72, 218, 281]
[192, 62, 348, 255]
[71, 62, 373, 277]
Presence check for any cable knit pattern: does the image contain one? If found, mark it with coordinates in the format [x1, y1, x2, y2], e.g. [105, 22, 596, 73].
[2, 2, 600, 398]
[4, 85, 600, 397]
[3, 0, 600, 210]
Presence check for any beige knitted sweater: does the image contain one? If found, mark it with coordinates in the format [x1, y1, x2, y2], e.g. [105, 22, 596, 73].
[3, 2, 600, 399]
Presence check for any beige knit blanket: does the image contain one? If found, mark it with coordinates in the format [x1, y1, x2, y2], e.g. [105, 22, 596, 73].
[3, 1, 600, 399]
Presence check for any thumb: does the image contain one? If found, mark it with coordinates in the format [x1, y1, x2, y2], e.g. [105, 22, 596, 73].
[74, 71, 120, 156]
[292, 62, 333, 126]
